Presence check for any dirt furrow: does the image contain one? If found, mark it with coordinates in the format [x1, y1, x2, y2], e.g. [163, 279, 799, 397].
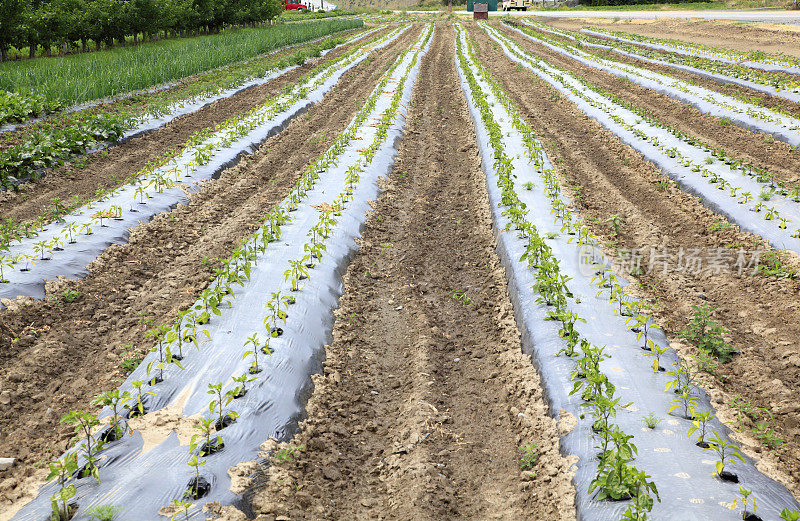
[495, 22, 800, 189]
[470, 22, 800, 499]
[0, 25, 393, 226]
[244, 24, 577, 521]
[0, 25, 422, 514]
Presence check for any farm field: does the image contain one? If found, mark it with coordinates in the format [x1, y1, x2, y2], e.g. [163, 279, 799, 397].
[1, 14, 800, 521]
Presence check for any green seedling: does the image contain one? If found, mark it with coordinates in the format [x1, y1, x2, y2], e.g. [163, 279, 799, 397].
[688, 409, 715, 447]
[46, 453, 78, 521]
[779, 509, 800, 521]
[185, 455, 206, 500]
[645, 342, 669, 372]
[61, 410, 104, 482]
[641, 413, 661, 430]
[669, 390, 698, 420]
[519, 443, 539, 471]
[232, 373, 256, 398]
[243, 333, 264, 374]
[207, 382, 238, 430]
[130, 380, 154, 417]
[729, 486, 757, 520]
[191, 417, 223, 457]
[91, 390, 131, 441]
[705, 431, 745, 480]
[170, 499, 192, 521]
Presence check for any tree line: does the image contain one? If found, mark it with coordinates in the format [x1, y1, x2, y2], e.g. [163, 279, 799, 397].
[0, 0, 287, 61]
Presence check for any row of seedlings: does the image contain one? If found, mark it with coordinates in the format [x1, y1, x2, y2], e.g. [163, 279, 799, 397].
[458, 22, 800, 521]
[34, 23, 433, 521]
[508, 20, 800, 148]
[0, 22, 372, 189]
[582, 26, 800, 76]
[527, 22, 800, 100]
[456, 22, 659, 520]
[0, 25, 410, 299]
[482, 22, 800, 253]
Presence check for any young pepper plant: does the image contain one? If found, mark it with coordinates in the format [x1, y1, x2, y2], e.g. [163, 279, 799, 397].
[61, 411, 104, 482]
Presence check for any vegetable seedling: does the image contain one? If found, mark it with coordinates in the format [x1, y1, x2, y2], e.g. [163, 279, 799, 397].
[705, 431, 745, 482]
[46, 453, 78, 521]
[232, 373, 256, 398]
[61, 410, 104, 482]
[170, 500, 192, 521]
[207, 382, 238, 431]
[729, 486, 760, 521]
[779, 509, 800, 521]
[191, 417, 223, 457]
[687, 409, 715, 448]
[243, 333, 263, 374]
[129, 380, 154, 417]
[91, 390, 131, 441]
[185, 455, 207, 500]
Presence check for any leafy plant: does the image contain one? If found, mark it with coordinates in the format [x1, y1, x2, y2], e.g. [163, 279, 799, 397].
[729, 486, 757, 520]
[641, 413, 661, 429]
[680, 304, 735, 362]
[129, 380, 154, 417]
[780, 509, 800, 521]
[687, 410, 715, 447]
[705, 431, 745, 480]
[91, 390, 131, 441]
[605, 214, 624, 235]
[84, 504, 122, 521]
[61, 411, 104, 482]
[170, 500, 192, 521]
[185, 455, 206, 499]
[46, 453, 78, 521]
[519, 443, 539, 471]
[207, 383, 238, 430]
[243, 333, 264, 374]
[191, 417, 223, 457]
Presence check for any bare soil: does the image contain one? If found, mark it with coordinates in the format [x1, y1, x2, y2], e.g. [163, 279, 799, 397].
[243, 24, 577, 521]
[548, 17, 800, 60]
[0, 25, 420, 517]
[470, 21, 800, 500]
[0, 25, 393, 228]
[497, 22, 800, 189]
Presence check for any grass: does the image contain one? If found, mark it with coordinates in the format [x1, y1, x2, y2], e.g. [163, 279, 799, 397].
[0, 19, 362, 107]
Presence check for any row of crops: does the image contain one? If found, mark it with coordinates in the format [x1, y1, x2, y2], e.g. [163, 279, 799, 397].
[0, 19, 365, 132]
[0, 25, 399, 300]
[491, 20, 800, 253]
[529, 22, 800, 102]
[5, 16, 800, 521]
[11, 21, 434, 521]
[457, 21, 800, 521]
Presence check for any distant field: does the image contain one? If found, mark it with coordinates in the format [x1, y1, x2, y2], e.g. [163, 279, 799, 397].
[0, 19, 363, 107]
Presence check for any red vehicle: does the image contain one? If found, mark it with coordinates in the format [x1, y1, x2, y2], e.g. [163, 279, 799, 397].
[285, 0, 309, 9]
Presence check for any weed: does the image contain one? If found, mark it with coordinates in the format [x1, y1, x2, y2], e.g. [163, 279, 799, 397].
[641, 413, 661, 429]
[274, 444, 305, 462]
[709, 221, 732, 232]
[84, 504, 122, 521]
[680, 304, 735, 362]
[62, 289, 80, 303]
[519, 443, 539, 470]
[606, 214, 624, 236]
